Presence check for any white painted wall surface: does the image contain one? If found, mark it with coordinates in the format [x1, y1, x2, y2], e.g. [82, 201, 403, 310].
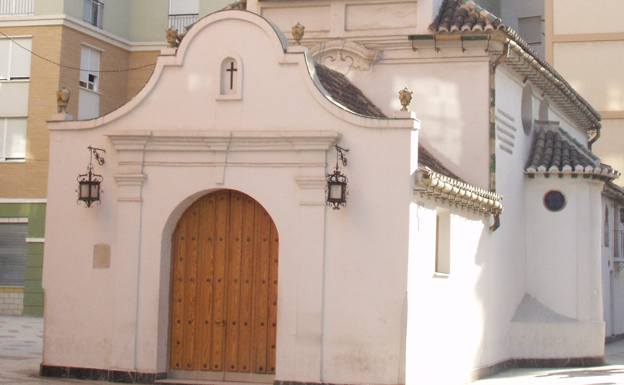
[526, 177, 604, 318]
[256, 0, 441, 40]
[348, 59, 491, 188]
[44, 11, 416, 384]
[406, 199, 494, 384]
[602, 196, 624, 338]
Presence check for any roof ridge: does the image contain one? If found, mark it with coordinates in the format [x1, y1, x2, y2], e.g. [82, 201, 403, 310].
[427, 1, 601, 129]
[525, 126, 619, 179]
[428, 0, 504, 33]
[314, 62, 387, 118]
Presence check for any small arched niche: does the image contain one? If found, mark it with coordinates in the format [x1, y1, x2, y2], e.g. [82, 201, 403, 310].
[521, 83, 534, 136]
[218, 55, 242, 100]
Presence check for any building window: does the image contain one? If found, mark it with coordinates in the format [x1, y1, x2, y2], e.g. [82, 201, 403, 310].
[435, 208, 450, 275]
[78, 45, 101, 120]
[0, 118, 26, 161]
[0, 37, 31, 81]
[518, 16, 544, 57]
[543, 190, 566, 212]
[79, 45, 100, 91]
[0, 0, 34, 15]
[83, 0, 103, 28]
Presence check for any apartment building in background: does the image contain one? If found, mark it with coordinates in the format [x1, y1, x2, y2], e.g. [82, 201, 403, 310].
[475, 0, 623, 187]
[0, 0, 232, 316]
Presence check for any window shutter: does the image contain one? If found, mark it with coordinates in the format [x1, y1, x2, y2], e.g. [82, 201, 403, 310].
[80, 46, 89, 86]
[88, 48, 100, 73]
[10, 38, 31, 79]
[5, 118, 27, 159]
[0, 223, 28, 287]
[0, 39, 10, 80]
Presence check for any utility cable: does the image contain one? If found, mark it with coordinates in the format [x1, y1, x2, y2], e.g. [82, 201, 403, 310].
[0, 29, 156, 73]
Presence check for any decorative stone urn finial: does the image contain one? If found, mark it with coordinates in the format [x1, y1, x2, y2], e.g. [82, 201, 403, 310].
[166, 27, 179, 48]
[292, 22, 305, 45]
[398, 87, 413, 111]
[57, 87, 70, 113]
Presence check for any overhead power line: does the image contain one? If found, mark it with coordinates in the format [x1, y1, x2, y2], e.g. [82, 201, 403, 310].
[0, 29, 157, 73]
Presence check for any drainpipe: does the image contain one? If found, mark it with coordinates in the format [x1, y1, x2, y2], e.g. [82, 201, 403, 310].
[489, 41, 510, 232]
[588, 123, 601, 150]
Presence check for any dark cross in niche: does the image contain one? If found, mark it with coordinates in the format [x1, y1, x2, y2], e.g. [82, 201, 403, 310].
[226, 61, 237, 90]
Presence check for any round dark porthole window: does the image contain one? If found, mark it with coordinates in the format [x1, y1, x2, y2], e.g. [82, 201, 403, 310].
[544, 190, 566, 212]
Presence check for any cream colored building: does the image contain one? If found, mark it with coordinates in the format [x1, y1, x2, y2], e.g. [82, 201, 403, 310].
[543, 0, 624, 187]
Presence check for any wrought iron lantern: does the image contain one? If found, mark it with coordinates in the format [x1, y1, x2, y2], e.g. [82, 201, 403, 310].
[77, 146, 105, 208]
[326, 145, 349, 210]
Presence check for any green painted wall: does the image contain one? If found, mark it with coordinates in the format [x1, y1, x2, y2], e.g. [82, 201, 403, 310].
[63, 0, 84, 22]
[0, 203, 46, 317]
[34, 0, 64, 15]
[199, 0, 232, 18]
[129, 0, 169, 42]
[102, 0, 132, 40]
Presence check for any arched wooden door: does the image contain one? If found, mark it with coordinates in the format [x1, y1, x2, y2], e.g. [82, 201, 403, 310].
[169, 190, 278, 378]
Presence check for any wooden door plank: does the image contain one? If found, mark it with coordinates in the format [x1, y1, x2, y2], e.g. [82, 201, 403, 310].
[266, 221, 279, 374]
[170, 216, 188, 371]
[196, 196, 216, 371]
[237, 196, 255, 373]
[252, 204, 271, 374]
[182, 203, 200, 370]
[211, 191, 230, 372]
[226, 192, 244, 372]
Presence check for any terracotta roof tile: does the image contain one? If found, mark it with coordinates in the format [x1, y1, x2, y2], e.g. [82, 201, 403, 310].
[315, 63, 386, 118]
[428, 0, 503, 33]
[418, 144, 462, 181]
[426, 0, 601, 130]
[525, 127, 619, 180]
[603, 182, 624, 204]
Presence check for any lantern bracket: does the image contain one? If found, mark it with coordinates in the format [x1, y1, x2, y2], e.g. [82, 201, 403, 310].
[326, 145, 350, 210]
[76, 146, 106, 208]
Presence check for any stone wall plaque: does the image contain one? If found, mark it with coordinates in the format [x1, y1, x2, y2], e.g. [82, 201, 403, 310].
[93, 243, 111, 269]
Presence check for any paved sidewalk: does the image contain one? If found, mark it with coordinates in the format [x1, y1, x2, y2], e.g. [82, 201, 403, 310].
[3, 314, 624, 384]
[470, 340, 624, 384]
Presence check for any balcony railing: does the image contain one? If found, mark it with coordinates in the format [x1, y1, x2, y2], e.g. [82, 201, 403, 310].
[168, 13, 198, 32]
[0, 0, 33, 15]
[83, 0, 103, 28]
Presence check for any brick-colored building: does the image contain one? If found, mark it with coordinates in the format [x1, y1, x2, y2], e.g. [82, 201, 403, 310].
[0, 0, 231, 316]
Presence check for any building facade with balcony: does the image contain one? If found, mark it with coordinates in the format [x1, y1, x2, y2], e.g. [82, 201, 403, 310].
[0, 0, 231, 316]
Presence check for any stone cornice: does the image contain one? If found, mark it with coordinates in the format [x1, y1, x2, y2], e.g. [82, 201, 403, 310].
[107, 130, 341, 153]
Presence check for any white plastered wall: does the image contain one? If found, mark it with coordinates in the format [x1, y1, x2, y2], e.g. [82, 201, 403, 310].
[522, 176, 605, 358]
[601, 195, 624, 338]
[406, 198, 492, 384]
[43, 11, 416, 385]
